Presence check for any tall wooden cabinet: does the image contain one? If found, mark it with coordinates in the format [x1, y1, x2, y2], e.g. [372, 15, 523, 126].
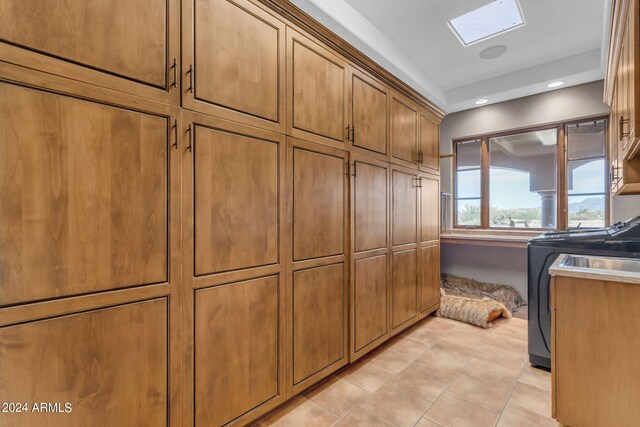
[0, 0, 443, 425]
[606, 0, 640, 194]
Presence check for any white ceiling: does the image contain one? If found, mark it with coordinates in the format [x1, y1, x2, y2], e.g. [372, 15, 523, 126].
[290, 0, 611, 113]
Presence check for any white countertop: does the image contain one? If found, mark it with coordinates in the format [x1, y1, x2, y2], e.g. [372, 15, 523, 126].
[549, 254, 640, 285]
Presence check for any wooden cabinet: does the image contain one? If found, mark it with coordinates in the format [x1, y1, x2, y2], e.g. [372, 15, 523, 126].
[419, 243, 440, 314]
[287, 138, 348, 393]
[288, 29, 348, 148]
[194, 276, 282, 427]
[182, 0, 286, 131]
[349, 68, 389, 158]
[551, 274, 640, 426]
[392, 168, 419, 246]
[390, 166, 419, 332]
[0, 0, 180, 103]
[392, 249, 418, 328]
[192, 121, 280, 275]
[350, 155, 389, 360]
[0, 2, 443, 425]
[419, 111, 440, 173]
[0, 75, 176, 307]
[0, 299, 168, 427]
[181, 112, 286, 426]
[390, 92, 419, 168]
[606, 0, 640, 194]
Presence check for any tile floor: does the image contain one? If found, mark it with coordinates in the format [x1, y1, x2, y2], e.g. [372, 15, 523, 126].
[257, 312, 558, 427]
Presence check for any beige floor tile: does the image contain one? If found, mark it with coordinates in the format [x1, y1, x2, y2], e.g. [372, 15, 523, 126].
[497, 402, 559, 427]
[508, 381, 552, 418]
[415, 352, 468, 382]
[439, 330, 488, 349]
[473, 343, 527, 370]
[330, 406, 395, 427]
[414, 417, 443, 427]
[492, 323, 528, 341]
[360, 382, 432, 427]
[390, 362, 450, 402]
[518, 365, 551, 391]
[384, 335, 433, 358]
[445, 373, 513, 414]
[424, 394, 499, 427]
[426, 339, 477, 364]
[485, 333, 528, 353]
[462, 358, 522, 386]
[338, 360, 395, 393]
[260, 397, 339, 427]
[368, 347, 417, 374]
[305, 377, 371, 417]
[401, 325, 448, 344]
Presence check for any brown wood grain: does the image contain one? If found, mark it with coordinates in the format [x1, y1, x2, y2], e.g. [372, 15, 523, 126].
[354, 161, 388, 252]
[354, 254, 388, 351]
[292, 263, 345, 384]
[0, 0, 167, 88]
[420, 174, 440, 243]
[0, 82, 167, 306]
[390, 93, 418, 166]
[419, 243, 440, 313]
[292, 146, 345, 260]
[351, 69, 388, 155]
[194, 124, 279, 275]
[553, 275, 640, 426]
[192, 0, 282, 122]
[0, 299, 167, 427]
[195, 276, 280, 426]
[391, 249, 418, 328]
[419, 112, 440, 172]
[392, 169, 418, 246]
[288, 29, 347, 146]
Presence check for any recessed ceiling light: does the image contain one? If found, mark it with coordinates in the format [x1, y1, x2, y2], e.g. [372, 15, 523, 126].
[476, 99, 489, 105]
[448, 0, 526, 47]
[479, 45, 508, 60]
[547, 81, 564, 88]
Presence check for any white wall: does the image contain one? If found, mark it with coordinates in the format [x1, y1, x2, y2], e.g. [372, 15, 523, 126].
[440, 81, 640, 300]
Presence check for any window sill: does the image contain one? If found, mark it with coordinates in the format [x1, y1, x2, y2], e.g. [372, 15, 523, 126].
[440, 229, 542, 248]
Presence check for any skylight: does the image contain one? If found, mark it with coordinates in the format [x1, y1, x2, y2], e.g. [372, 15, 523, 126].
[448, 0, 525, 47]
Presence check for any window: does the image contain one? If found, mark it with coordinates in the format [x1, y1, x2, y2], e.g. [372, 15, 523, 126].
[453, 117, 608, 230]
[448, 0, 526, 46]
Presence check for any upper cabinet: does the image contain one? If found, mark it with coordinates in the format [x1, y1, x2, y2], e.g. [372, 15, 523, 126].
[288, 29, 348, 148]
[390, 91, 419, 168]
[606, 0, 640, 194]
[182, 0, 286, 132]
[419, 110, 440, 173]
[349, 68, 389, 158]
[0, 0, 180, 104]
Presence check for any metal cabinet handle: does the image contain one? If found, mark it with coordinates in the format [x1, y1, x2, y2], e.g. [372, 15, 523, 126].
[172, 119, 178, 149]
[170, 58, 177, 88]
[186, 124, 193, 152]
[187, 65, 194, 94]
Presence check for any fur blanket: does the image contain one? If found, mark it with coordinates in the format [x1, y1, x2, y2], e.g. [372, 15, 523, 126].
[436, 274, 525, 328]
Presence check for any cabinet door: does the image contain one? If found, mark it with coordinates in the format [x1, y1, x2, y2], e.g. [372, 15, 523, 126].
[390, 92, 418, 167]
[419, 111, 440, 173]
[354, 160, 388, 252]
[350, 68, 388, 157]
[292, 263, 346, 385]
[193, 123, 280, 275]
[292, 144, 345, 261]
[0, 299, 167, 426]
[288, 29, 348, 148]
[353, 255, 388, 354]
[0, 0, 179, 103]
[392, 169, 418, 246]
[195, 276, 281, 427]
[392, 249, 418, 328]
[419, 244, 440, 314]
[0, 81, 170, 306]
[420, 174, 440, 243]
[183, 0, 285, 131]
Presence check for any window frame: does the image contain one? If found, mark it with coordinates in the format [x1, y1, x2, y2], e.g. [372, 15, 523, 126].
[452, 115, 610, 231]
